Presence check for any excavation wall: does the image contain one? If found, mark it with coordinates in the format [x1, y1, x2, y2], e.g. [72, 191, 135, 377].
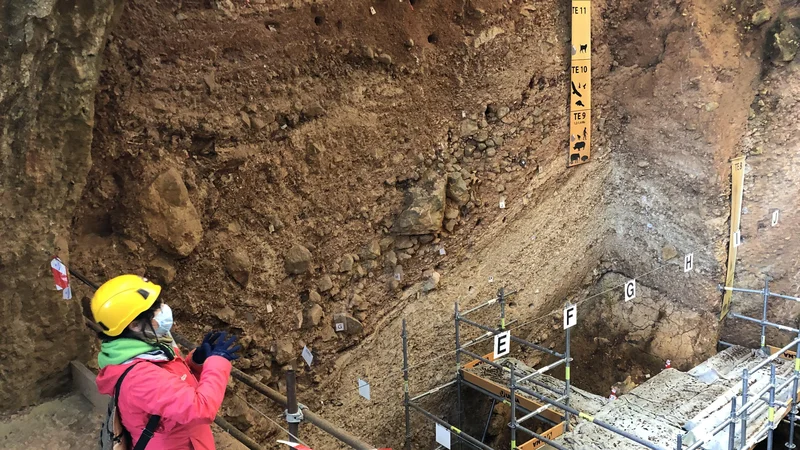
[0, 0, 122, 411]
[1, 3, 798, 449]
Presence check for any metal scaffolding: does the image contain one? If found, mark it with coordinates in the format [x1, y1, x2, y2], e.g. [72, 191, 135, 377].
[403, 288, 578, 450]
[402, 282, 800, 450]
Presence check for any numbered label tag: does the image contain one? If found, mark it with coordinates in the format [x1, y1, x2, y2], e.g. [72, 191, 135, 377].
[734, 230, 742, 247]
[493, 330, 511, 359]
[439, 247, 446, 256]
[499, 198, 506, 209]
[358, 379, 371, 400]
[772, 210, 780, 227]
[684, 253, 694, 273]
[563, 304, 577, 330]
[301, 346, 313, 367]
[625, 279, 636, 302]
[435, 423, 451, 449]
[335, 322, 345, 332]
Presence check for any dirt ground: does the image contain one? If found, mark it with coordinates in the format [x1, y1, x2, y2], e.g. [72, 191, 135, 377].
[0, 394, 246, 450]
[18, 0, 794, 448]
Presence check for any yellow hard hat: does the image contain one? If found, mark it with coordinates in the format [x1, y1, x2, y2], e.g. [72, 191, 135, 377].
[91, 275, 162, 336]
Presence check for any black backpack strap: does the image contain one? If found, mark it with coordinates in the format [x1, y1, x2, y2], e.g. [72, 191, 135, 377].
[133, 414, 162, 450]
[113, 363, 140, 405]
[115, 362, 163, 450]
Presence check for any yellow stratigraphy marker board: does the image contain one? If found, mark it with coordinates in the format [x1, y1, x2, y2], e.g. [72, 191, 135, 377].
[720, 156, 746, 320]
[569, 0, 591, 166]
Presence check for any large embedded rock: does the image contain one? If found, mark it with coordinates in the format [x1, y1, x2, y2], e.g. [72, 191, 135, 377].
[284, 243, 313, 275]
[392, 171, 447, 235]
[768, 15, 800, 62]
[142, 168, 204, 256]
[446, 172, 470, 206]
[225, 249, 252, 287]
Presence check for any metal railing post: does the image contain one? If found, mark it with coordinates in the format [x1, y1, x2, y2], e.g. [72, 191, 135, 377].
[510, 363, 517, 450]
[499, 287, 507, 330]
[564, 301, 572, 432]
[403, 319, 411, 450]
[741, 368, 749, 449]
[768, 363, 776, 450]
[285, 367, 300, 443]
[761, 279, 770, 353]
[787, 330, 800, 449]
[728, 397, 736, 450]
[787, 372, 798, 449]
[455, 302, 463, 450]
[677, 433, 683, 450]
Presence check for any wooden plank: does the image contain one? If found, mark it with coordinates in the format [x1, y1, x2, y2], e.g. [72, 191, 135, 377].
[519, 421, 566, 450]
[767, 345, 798, 360]
[70, 360, 108, 415]
[463, 352, 496, 369]
[462, 354, 564, 424]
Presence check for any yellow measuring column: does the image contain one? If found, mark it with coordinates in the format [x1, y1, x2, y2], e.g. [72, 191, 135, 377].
[569, 0, 591, 166]
[720, 156, 746, 320]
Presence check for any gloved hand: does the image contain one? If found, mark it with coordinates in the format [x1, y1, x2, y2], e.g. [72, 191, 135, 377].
[209, 332, 242, 362]
[192, 331, 221, 365]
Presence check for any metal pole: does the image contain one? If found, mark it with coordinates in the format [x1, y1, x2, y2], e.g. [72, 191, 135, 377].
[768, 363, 776, 450]
[214, 415, 267, 450]
[286, 367, 299, 443]
[517, 396, 568, 423]
[499, 288, 507, 330]
[761, 279, 770, 353]
[565, 306, 572, 432]
[481, 399, 496, 443]
[460, 290, 519, 316]
[741, 368, 749, 449]
[719, 285, 800, 302]
[677, 433, 682, 450]
[403, 319, 412, 450]
[728, 397, 736, 450]
[455, 302, 463, 450]
[730, 313, 800, 334]
[750, 337, 800, 374]
[410, 379, 459, 402]
[510, 364, 517, 450]
[788, 373, 798, 449]
[787, 331, 800, 450]
[517, 358, 570, 383]
[516, 424, 569, 450]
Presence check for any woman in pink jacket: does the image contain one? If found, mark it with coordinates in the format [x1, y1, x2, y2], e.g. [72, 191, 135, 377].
[93, 275, 240, 450]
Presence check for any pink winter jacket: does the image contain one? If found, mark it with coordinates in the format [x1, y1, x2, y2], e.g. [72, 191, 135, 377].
[96, 347, 231, 450]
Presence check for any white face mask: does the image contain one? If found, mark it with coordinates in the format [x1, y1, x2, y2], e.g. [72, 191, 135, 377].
[152, 303, 173, 337]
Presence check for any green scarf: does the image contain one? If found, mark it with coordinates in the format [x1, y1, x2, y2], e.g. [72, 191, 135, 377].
[98, 335, 176, 369]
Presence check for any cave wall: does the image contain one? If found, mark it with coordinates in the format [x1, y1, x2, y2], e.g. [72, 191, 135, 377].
[0, 0, 123, 411]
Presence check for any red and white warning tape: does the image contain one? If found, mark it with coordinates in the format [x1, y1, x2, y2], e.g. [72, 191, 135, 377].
[50, 256, 72, 300]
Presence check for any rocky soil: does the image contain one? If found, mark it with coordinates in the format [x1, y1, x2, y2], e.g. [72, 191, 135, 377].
[1, 0, 799, 449]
